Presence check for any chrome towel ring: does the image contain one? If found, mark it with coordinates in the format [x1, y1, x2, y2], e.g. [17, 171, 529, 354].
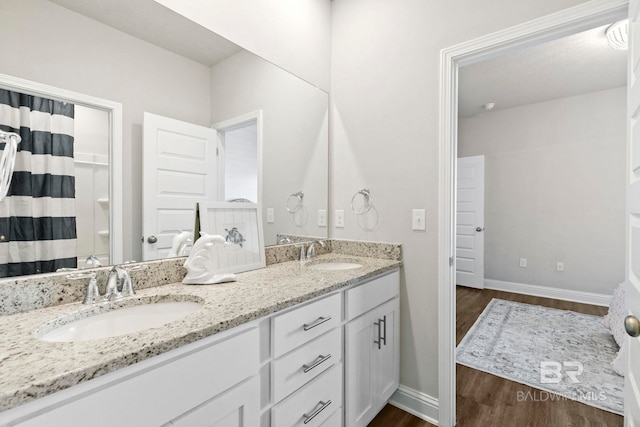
[286, 191, 304, 213]
[351, 188, 372, 215]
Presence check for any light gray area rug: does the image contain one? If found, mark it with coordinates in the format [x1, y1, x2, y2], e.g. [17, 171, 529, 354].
[456, 298, 623, 415]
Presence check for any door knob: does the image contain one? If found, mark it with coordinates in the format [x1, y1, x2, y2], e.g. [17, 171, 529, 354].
[625, 315, 640, 337]
[147, 235, 158, 244]
[476, 227, 484, 232]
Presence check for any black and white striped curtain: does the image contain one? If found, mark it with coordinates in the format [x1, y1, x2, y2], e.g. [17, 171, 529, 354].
[0, 89, 77, 277]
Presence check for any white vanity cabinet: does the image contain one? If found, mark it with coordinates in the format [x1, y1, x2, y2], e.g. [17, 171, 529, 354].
[344, 271, 400, 427]
[1, 267, 401, 427]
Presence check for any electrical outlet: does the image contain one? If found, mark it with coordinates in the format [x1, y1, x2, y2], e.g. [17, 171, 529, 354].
[318, 209, 327, 227]
[266, 208, 275, 224]
[335, 210, 345, 228]
[557, 262, 564, 272]
[412, 209, 426, 231]
[519, 258, 527, 268]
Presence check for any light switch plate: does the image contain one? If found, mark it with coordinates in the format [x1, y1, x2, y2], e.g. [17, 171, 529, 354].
[412, 209, 426, 231]
[318, 209, 327, 227]
[266, 208, 275, 224]
[335, 210, 345, 228]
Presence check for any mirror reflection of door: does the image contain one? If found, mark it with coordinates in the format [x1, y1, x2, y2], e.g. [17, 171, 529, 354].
[142, 113, 218, 261]
[142, 112, 261, 262]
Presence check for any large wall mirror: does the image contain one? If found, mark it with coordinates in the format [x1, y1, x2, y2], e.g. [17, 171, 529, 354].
[0, 0, 328, 278]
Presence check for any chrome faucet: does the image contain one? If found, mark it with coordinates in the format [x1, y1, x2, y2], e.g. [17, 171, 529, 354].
[103, 266, 123, 301]
[306, 240, 326, 259]
[68, 263, 148, 305]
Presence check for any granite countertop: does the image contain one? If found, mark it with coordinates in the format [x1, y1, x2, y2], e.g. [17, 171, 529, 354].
[0, 253, 401, 413]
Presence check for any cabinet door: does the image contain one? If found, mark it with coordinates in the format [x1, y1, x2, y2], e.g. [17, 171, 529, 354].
[345, 311, 377, 427]
[374, 298, 400, 403]
[169, 376, 259, 427]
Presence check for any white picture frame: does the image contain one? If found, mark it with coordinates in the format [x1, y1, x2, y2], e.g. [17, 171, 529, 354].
[197, 201, 266, 274]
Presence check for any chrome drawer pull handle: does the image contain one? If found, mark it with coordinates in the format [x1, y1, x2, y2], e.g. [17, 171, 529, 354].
[303, 400, 332, 424]
[302, 354, 332, 373]
[381, 315, 387, 346]
[303, 316, 331, 331]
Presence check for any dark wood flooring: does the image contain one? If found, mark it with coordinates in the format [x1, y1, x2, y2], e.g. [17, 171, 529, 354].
[367, 287, 623, 426]
[369, 405, 435, 427]
[455, 286, 622, 427]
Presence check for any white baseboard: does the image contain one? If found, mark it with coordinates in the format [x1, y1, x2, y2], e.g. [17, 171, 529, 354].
[483, 279, 611, 307]
[388, 385, 439, 426]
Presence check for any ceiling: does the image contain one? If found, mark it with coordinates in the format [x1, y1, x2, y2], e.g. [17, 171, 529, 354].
[458, 24, 627, 118]
[50, 0, 242, 67]
[49, 1, 627, 118]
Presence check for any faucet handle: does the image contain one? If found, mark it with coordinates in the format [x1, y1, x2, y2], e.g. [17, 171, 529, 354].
[66, 272, 99, 305]
[118, 263, 148, 297]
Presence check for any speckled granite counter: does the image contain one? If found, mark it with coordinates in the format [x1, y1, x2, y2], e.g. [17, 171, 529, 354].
[0, 253, 401, 412]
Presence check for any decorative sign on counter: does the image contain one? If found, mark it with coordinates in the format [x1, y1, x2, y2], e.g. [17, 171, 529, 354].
[197, 202, 266, 274]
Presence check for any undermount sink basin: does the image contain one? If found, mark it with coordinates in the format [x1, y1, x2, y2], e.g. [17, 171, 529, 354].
[37, 296, 204, 343]
[306, 258, 364, 271]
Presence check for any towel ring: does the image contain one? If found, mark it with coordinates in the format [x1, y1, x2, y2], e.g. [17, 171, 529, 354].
[351, 188, 372, 215]
[286, 191, 304, 213]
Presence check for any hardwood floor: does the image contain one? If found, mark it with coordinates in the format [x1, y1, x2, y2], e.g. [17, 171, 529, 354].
[456, 286, 622, 427]
[369, 405, 436, 427]
[367, 287, 623, 427]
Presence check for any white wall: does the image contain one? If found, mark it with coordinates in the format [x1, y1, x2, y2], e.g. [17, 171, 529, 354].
[0, 0, 212, 262]
[211, 50, 329, 246]
[154, 0, 332, 92]
[330, 0, 590, 403]
[459, 88, 626, 295]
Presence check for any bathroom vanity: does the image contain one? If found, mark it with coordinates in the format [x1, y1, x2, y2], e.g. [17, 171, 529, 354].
[0, 250, 401, 427]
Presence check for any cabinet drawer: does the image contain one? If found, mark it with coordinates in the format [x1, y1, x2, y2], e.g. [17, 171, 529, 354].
[272, 364, 342, 427]
[272, 293, 341, 357]
[272, 328, 342, 402]
[319, 408, 342, 426]
[16, 327, 259, 427]
[345, 270, 399, 321]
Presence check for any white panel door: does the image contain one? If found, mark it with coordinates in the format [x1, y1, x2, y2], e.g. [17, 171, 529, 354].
[143, 113, 218, 261]
[626, 1, 640, 424]
[456, 155, 485, 288]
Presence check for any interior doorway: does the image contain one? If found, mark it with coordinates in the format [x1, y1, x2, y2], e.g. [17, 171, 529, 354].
[438, 2, 629, 426]
[213, 111, 263, 205]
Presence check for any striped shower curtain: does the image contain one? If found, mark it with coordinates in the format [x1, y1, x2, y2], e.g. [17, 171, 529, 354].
[0, 89, 77, 277]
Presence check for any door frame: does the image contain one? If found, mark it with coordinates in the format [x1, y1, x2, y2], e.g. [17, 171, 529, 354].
[212, 110, 264, 204]
[437, 1, 628, 425]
